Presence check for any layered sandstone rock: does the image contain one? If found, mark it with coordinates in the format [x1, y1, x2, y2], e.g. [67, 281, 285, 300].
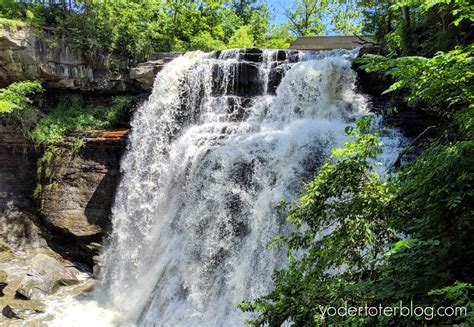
[0, 25, 180, 92]
[0, 120, 126, 266]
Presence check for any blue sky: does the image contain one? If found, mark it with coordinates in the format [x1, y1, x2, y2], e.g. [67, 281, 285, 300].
[265, 0, 341, 35]
[266, 0, 293, 24]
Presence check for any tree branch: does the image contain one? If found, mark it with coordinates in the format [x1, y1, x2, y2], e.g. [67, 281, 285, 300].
[353, 33, 382, 46]
[390, 125, 436, 169]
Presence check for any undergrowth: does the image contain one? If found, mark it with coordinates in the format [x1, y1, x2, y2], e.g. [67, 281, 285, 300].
[0, 82, 135, 200]
[31, 94, 133, 146]
[0, 17, 26, 30]
[31, 94, 134, 200]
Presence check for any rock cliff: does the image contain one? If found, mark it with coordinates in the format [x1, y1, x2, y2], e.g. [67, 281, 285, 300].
[0, 122, 99, 324]
[36, 131, 127, 266]
[0, 34, 440, 323]
[0, 25, 180, 92]
[0, 120, 127, 267]
[0, 121, 42, 250]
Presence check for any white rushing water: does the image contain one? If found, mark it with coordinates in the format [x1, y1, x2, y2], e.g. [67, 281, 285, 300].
[47, 48, 402, 326]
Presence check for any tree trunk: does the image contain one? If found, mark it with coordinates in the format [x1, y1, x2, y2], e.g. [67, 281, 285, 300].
[401, 6, 414, 55]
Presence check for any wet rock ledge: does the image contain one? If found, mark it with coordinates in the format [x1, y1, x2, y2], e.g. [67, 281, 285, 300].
[0, 118, 116, 323]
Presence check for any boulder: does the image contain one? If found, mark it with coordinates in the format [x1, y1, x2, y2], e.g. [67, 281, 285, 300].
[0, 270, 7, 296]
[15, 254, 79, 299]
[1, 300, 45, 320]
[129, 60, 164, 87]
[2, 305, 21, 319]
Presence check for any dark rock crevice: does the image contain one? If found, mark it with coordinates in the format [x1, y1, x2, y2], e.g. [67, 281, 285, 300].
[354, 49, 441, 140]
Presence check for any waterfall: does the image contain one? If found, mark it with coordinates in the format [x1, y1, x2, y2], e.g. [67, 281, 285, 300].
[48, 48, 401, 326]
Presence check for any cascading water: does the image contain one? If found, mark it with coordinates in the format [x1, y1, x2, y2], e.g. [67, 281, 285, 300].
[48, 48, 402, 326]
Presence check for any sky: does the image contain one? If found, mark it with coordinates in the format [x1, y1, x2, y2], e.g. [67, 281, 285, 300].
[266, 0, 294, 25]
[265, 0, 339, 35]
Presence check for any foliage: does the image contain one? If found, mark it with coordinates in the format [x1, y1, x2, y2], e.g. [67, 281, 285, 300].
[429, 282, 474, 323]
[246, 4, 271, 45]
[227, 25, 255, 48]
[0, 81, 43, 114]
[261, 24, 295, 49]
[393, 0, 474, 26]
[61, 1, 170, 63]
[328, 0, 363, 34]
[0, 0, 279, 60]
[241, 112, 474, 326]
[357, 45, 474, 110]
[392, 129, 474, 284]
[0, 17, 26, 29]
[352, 0, 474, 56]
[284, 0, 326, 36]
[189, 31, 225, 51]
[0, 81, 44, 137]
[31, 94, 133, 146]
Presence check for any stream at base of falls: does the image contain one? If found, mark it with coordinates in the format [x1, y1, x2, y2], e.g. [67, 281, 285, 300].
[46, 48, 403, 327]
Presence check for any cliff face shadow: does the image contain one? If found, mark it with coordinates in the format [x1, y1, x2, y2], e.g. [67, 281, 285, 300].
[83, 144, 124, 238]
[36, 143, 125, 270]
[83, 168, 117, 236]
[0, 139, 40, 248]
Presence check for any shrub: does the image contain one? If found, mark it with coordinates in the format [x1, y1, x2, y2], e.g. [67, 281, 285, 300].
[31, 94, 133, 146]
[0, 81, 43, 137]
[189, 31, 225, 51]
[227, 25, 255, 49]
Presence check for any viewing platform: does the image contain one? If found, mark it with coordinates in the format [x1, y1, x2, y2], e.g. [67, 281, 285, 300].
[290, 36, 371, 50]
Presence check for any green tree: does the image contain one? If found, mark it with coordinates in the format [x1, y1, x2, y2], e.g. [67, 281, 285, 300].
[262, 24, 295, 48]
[227, 25, 255, 48]
[0, 81, 43, 137]
[240, 117, 399, 326]
[357, 45, 474, 110]
[189, 31, 225, 51]
[247, 5, 270, 45]
[284, 0, 327, 36]
[352, 0, 474, 55]
[229, 0, 259, 22]
[328, 0, 363, 34]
